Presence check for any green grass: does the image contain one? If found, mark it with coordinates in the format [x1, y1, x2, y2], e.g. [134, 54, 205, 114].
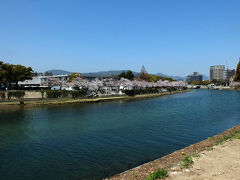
[181, 156, 193, 168]
[216, 130, 240, 145]
[193, 153, 200, 158]
[145, 169, 168, 180]
[207, 147, 214, 151]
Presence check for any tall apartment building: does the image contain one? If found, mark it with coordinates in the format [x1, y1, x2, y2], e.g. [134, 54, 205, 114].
[210, 65, 225, 81]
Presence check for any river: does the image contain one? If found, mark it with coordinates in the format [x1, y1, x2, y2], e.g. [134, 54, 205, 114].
[0, 90, 240, 180]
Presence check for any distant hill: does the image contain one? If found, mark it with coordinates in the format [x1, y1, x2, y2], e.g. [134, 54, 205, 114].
[155, 73, 167, 77]
[45, 69, 209, 81]
[82, 70, 139, 77]
[45, 69, 139, 77]
[45, 69, 72, 75]
[170, 76, 186, 81]
[155, 73, 185, 80]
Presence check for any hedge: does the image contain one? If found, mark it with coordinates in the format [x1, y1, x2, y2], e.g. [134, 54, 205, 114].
[46, 90, 87, 99]
[123, 88, 160, 96]
[71, 90, 87, 99]
[0, 92, 6, 99]
[7, 91, 25, 99]
[46, 90, 62, 98]
[123, 87, 182, 96]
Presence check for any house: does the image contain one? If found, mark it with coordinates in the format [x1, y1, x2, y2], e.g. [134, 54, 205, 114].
[18, 75, 69, 89]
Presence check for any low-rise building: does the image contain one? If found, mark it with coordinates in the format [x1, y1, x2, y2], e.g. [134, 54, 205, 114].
[18, 75, 69, 88]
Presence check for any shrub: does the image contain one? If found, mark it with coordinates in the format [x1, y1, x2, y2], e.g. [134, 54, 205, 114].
[7, 91, 12, 99]
[207, 147, 214, 151]
[45, 90, 88, 99]
[182, 156, 193, 168]
[145, 169, 168, 180]
[124, 88, 160, 96]
[123, 90, 135, 96]
[7, 91, 25, 99]
[46, 90, 62, 98]
[167, 87, 177, 92]
[0, 92, 6, 99]
[71, 90, 87, 99]
[193, 153, 200, 158]
[61, 90, 69, 98]
[14, 91, 25, 98]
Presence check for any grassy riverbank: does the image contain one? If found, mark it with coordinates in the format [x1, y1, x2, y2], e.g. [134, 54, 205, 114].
[0, 90, 190, 107]
[106, 124, 240, 180]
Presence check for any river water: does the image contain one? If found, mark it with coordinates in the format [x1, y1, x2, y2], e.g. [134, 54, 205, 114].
[0, 90, 240, 180]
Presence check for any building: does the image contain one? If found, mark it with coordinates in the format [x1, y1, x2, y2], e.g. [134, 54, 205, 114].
[18, 76, 43, 88]
[39, 74, 69, 84]
[186, 72, 203, 83]
[18, 75, 69, 88]
[210, 65, 225, 81]
[224, 69, 235, 81]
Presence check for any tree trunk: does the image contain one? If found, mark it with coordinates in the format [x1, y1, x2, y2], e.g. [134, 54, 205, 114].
[8, 81, 11, 89]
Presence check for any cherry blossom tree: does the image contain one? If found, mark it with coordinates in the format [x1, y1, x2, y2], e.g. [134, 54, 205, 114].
[43, 77, 64, 87]
[43, 74, 188, 95]
[72, 77, 88, 89]
[118, 78, 134, 90]
[103, 78, 116, 87]
[229, 80, 240, 88]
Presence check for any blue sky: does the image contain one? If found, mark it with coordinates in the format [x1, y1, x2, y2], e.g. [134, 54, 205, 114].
[0, 0, 240, 76]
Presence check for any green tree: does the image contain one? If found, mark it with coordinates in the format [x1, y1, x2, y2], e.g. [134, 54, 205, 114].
[69, 72, 83, 82]
[149, 74, 161, 82]
[44, 71, 53, 76]
[118, 72, 126, 79]
[0, 62, 13, 88]
[139, 73, 175, 82]
[191, 80, 210, 85]
[125, 70, 134, 80]
[0, 61, 33, 89]
[139, 71, 150, 81]
[12, 65, 33, 88]
[202, 80, 211, 85]
[118, 70, 135, 80]
[139, 65, 150, 81]
[138, 65, 175, 82]
[212, 79, 217, 84]
[0, 61, 3, 88]
[234, 60, 240, 81]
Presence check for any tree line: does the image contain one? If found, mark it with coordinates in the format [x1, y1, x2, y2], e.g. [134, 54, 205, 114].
[118, 68, 175, 82]
[0, 61, 33, 89]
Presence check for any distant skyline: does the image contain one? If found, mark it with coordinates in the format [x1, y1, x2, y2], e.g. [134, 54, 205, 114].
[0, 0, 240, 76]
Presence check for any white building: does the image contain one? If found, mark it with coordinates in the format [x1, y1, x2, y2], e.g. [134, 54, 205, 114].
[18, 75, 69, 88]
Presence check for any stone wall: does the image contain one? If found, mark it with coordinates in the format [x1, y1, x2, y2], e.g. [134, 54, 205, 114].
[23, 91, 46, 99]
[0, 91, 46, 100]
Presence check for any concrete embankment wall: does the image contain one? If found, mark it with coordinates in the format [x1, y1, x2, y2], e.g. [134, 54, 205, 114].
[0, 91, 46, 100]
[23, 91, 46, 98]
[0, 90, 190, 105]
